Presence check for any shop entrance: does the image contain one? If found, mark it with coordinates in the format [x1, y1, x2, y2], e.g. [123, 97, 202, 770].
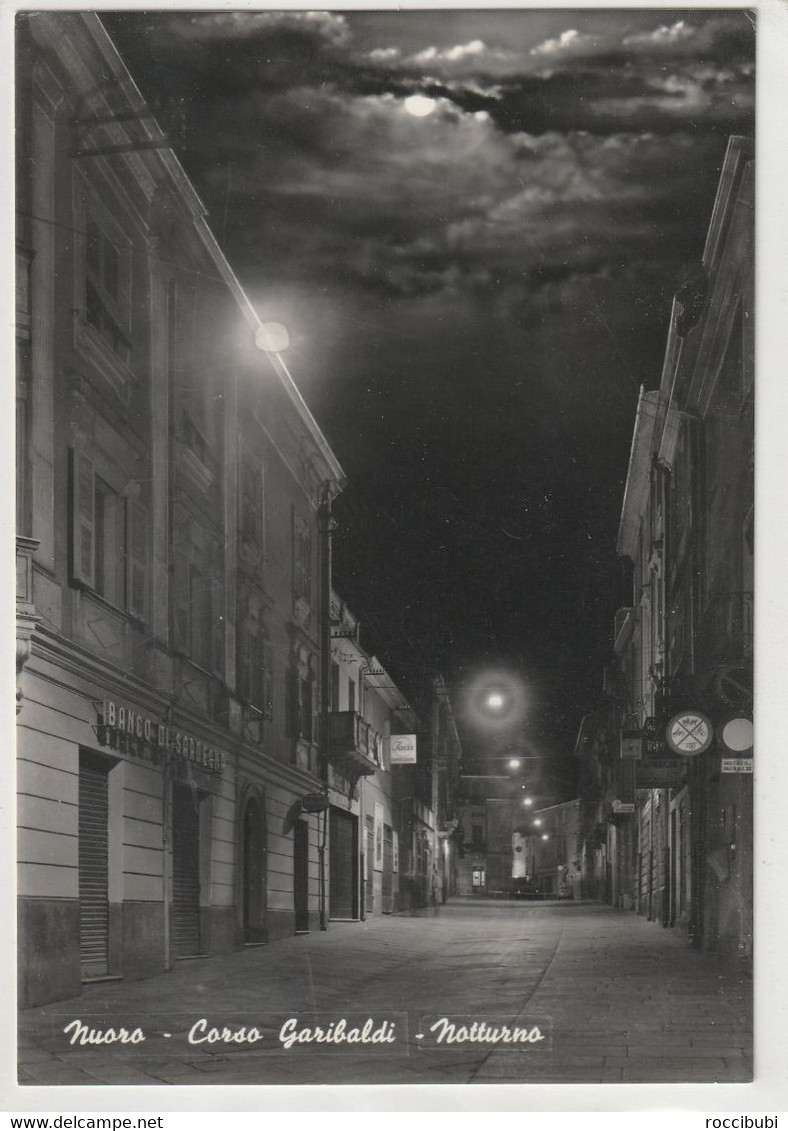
[78, 751, 111, 979]
[293, 818, 310, 933]
[329, 807, 358, 920]
[382, 824, 394, 913]
[242, 796, 267, 944]
[365, 815, 374, 914]
[172, 784, 201, 957]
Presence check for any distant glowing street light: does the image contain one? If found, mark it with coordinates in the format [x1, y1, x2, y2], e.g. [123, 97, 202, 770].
[522, 797, 533, 807]
[255, 321, 290, 354]
[541, 833, 549, 841]
[533, 818, 543, 828]
[465, 670, 528, 731]
[508, 758, 521, 770]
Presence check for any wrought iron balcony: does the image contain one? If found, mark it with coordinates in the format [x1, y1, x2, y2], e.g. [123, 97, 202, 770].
[328, 711, 379, 776]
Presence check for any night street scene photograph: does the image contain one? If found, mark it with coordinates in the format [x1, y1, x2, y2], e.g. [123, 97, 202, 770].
[15, 5, 755, 1089]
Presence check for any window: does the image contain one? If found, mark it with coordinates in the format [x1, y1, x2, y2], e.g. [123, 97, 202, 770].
[172, 542, 224, 675]
[293, 515, 312, 604]
[94, 478, 124, 607]
[236, 601, 272, 717]
[299, 677, 314, 742]
[70, 447, 149, 621]
[182, 411, 212, 467]
[84, 213, 131, 367]
[189, 565, 212, 670]
[240, 450, 264, 550]
[348, 678, 356, 715]
[330, 662, 340, 713]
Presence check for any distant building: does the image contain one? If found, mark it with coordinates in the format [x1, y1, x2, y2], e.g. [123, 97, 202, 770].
[523, 800, 581, 898]
[16, 12, 344, 1006]
[483, 799, 517, 896]
[327, 594, 420, 918]
[456, 801, 487, 895]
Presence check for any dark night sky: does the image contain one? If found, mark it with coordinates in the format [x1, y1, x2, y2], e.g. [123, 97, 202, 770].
[102, 7, 754, 788]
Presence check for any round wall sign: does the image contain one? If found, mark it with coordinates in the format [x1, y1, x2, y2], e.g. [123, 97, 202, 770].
[665, 711, 713, 756]
[719, 716, 753, 757]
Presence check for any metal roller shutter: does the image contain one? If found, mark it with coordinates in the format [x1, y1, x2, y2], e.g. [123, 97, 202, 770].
[79, 755, 109, 978]
[329, 808, 357, 920]
[172, 785, 201, 957]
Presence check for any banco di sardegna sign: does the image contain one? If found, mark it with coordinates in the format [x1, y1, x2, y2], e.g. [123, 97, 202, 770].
[97, 699, 226, 773]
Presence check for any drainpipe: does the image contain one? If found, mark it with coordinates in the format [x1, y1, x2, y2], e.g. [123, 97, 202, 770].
[162, 704, 174, 972]
[431, 677, 440, 890]
[317, 482, 334, 931]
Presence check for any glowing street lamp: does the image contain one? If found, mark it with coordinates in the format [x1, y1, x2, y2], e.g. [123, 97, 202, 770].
[533, 818, 543, 828]
[508, 758, 521, 771]
[255, 321, 290, 354]
[522, 797, 534, 807]
[541, 833, 549, 841]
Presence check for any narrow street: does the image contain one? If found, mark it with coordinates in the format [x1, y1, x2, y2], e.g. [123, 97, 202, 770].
[19, 900, 752, 1087]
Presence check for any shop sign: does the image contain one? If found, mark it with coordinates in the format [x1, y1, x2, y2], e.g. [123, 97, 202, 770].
[388, 734, 417, 764]
[612, 800, 635, 814]
[635, 758, 684, 788]
[665, 711, 713, 757]
[721, 758, 753, 774]
[620, 730, 644, 760]
[97, 699, 227, 773]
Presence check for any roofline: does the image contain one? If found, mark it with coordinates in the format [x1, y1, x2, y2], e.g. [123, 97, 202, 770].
[616, 387, 661, 561]
[48, 11, 345, 486]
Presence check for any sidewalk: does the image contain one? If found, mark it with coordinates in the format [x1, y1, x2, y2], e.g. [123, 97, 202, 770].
[18, 900, 752, 1086]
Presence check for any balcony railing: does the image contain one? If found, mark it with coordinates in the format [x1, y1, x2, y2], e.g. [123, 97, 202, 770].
[328, 711, 379, 776]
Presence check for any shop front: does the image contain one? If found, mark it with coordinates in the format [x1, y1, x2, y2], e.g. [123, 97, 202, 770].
[17, 649, 236, 1008]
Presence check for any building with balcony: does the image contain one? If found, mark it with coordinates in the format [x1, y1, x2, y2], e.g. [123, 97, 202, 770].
[327, 594, 421, 918]
[612, 136, 754, 963]
[16, 12, 344, 1006]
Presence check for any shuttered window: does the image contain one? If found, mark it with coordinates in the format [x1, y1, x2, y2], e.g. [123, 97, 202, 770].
[70, 446, 150, 622]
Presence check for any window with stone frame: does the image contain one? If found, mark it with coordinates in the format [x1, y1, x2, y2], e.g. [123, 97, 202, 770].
[239, 448, 264, 552]
[82, 209, 131, 368]
[292, 513, 312, 605]
[69, 446, 149, 621]
[171, 519, 224, 675]
[236, 592, 272, 718]
[299, 675, 314, 742]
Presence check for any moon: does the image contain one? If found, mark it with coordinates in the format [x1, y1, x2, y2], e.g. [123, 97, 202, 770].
[404, 94, 437, 118]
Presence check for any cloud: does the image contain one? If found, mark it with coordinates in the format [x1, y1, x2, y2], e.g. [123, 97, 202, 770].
[623, 20, 696, 48]
[162, 10, 349, 46]
[412, 39, 487, 64]
[368, 46, 401, 62]
[530, 29, 598, 58]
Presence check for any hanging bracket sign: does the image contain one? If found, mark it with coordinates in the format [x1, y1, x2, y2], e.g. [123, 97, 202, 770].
[388, 734, 417, 764]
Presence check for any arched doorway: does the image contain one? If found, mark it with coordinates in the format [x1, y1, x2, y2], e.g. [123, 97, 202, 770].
[242, 796, 267, 944]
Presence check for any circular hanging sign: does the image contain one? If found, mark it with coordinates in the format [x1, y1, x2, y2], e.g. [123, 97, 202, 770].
[665, 711, 713, 757]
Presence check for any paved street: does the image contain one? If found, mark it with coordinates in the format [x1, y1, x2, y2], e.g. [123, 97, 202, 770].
[19, 899, 752, 1086]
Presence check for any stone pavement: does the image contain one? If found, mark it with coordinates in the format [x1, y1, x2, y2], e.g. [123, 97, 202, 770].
[18, 900, 752, 1086]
